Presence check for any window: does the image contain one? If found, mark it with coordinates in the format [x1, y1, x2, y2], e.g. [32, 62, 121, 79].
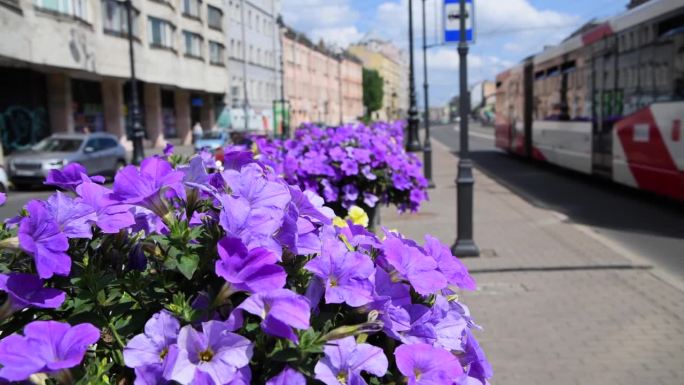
[209, 41, 225, 65]
[182, 0, 201, 19]
[256, 15, 260, 32]
[208, 5, 222, 30]
[34, 0, 88, 21]
[149, 17, 175, 49]
[102, 0, 139, 37]
[183, 31, 203, 58]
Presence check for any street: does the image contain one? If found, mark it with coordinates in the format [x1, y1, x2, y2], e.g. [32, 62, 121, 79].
[431, 122, 684, 282]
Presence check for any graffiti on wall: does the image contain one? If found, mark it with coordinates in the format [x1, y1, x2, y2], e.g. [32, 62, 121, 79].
[0, 106, 49, 153]
[69, 28, 96, 72]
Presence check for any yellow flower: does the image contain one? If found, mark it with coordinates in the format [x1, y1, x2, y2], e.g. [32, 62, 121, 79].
[332, 216, 348, 228]
[347, 205, 369, 228]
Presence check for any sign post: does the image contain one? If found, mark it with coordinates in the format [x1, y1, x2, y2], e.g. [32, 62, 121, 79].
[449, 0, 480, 257]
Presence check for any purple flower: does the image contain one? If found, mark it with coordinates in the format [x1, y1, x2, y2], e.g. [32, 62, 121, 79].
[363, 192, 379, 208]
[0, 192, 5, 206]
[230, 289, 310, 343]
[314, 336, 388, 385]
[353, 148, 372, 164]
[266, 367, 306, 385]
[113, 157, 185, 218]
[219, 163, 291, 255]
[0, 321, 99, 381]
[124, 310, 180, 382]
[163, 143, 175, 156]
[215, 237, 286, 294]
[340, 158, 358, 176]
[45, 191, 97, 239]
[305, 236, 374, 307]
[424, 235, 476, 290]
[361, 165, 377, 180]
[163, 321, 253, 385]
[460, 329, 493, 383]
[18, 200, 71, 279]
[76, 181, 135, 233]
[342, 184, 358, 203]
[0, 273, 65, 312]
[382, 237, 447, 295]
[395, 343, 464, 385]
[44, 163, 105, 191]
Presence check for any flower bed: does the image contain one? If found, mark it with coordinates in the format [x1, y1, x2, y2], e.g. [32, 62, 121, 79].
[0, 148, 491, 384]
[249, 121, 429, 218]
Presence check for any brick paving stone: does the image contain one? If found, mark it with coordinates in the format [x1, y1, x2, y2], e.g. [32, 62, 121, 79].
[380, 141, 684, 385]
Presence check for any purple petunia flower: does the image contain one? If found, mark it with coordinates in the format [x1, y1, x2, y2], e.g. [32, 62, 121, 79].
[0, 192, 5, 206]
[18, 200, 71, 279]
[460, 329, 493, 384]
[0, 273, 65, 312]
[314, 336, 388, 385]
[266, 367, 306, 385]
[0, 320, 99, 381]
[342, 184, 358, 204]
[124, 310, 180, 383]
[382, 237, 447, 295]
[340, 158, 358, 176]
[363, 192, 379, 208]
[76, 181, 135, 233]
[395, 343, 464, 385]
[44, 163, 105, 191]
[423, 235, 476, 291]
[305, 236, 375, 307]
[219, 163, 291, 256]
[229, 288, 310, 343]
[163, 321, 253, 385]
[215, 237, 286, 294]
[113, 157, 185, 218]
[45, 191, 98, 239]
[163, 143, 174, 156]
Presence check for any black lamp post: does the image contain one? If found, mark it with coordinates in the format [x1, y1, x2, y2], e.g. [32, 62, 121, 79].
[451, 0, 479, 257]
[421, 0, 435, 188]
[122, 0, 145, 165]
[406, 0, 421, 152]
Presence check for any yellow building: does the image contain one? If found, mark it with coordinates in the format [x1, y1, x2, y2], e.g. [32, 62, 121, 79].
[349, 40, 405, 121]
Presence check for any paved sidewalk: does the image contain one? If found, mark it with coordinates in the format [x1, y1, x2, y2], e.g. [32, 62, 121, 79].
[381, 141, 684, 385]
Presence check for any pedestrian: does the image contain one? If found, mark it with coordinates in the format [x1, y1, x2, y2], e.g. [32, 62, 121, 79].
[192, 122, 203, 144]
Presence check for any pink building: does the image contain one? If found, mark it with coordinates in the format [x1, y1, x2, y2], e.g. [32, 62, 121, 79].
[282, 26, 363, 128]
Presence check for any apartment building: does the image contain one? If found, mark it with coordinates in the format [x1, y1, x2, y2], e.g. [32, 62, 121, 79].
[348, 38, 408, 122]
[225, 0, 280, 132]
[281, 25, 363, 128]
[0, 0, 229, 153]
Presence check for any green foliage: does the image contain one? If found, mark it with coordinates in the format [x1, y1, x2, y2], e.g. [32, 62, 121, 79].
[362, 68, 384, 119]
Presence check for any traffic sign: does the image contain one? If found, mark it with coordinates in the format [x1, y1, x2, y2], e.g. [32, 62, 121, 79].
[443, 0, 474, 43]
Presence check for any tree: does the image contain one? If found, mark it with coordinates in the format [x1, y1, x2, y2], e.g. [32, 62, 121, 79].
[362, 68, 384, 120]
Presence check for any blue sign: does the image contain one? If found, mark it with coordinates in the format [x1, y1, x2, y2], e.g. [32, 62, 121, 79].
[444, 0, 474, 43]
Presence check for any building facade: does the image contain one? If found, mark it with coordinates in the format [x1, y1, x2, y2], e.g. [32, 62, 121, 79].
[282, 25, 363, 128]
[348, 38, 408, 122]
[225, 0, 280, 132]
[0, 0, 230, 155]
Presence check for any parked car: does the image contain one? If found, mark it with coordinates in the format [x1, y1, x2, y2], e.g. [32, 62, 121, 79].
[7, 133, 127, 189]
[194, 130, 230, 153]
[0, 165, 8, 193]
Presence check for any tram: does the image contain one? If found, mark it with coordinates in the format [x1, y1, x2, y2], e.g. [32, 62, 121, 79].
[495, 0, 684, 201]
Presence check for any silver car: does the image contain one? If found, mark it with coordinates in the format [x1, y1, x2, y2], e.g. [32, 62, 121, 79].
[8, 133, 127, 189]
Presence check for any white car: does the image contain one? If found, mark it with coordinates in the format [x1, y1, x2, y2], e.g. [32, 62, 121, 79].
[0, 165, 8, 194]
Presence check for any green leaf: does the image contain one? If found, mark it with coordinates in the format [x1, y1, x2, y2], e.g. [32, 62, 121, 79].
[177, 253, 199, 279]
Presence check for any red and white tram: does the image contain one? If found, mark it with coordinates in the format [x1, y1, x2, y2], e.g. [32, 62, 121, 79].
[495, 0, 684, 201]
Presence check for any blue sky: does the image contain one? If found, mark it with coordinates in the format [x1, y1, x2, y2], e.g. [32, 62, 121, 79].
[282, 0, 628, 106]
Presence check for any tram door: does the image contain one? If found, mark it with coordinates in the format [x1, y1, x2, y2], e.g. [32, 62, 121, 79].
[590, 37, 618, 178]
[523, 60, 534, 158]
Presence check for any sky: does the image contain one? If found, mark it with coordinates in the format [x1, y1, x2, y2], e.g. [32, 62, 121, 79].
[281, 0, 629, 107]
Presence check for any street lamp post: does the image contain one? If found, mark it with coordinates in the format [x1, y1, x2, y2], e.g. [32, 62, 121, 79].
[421, 0, 435, 188]
[123, 0, 144, 165]
[451, 0, 479, 257]
[406, 0, 422, 152]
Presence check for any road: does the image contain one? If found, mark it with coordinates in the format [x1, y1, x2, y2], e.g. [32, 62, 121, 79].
[431, 122, 684, 281]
